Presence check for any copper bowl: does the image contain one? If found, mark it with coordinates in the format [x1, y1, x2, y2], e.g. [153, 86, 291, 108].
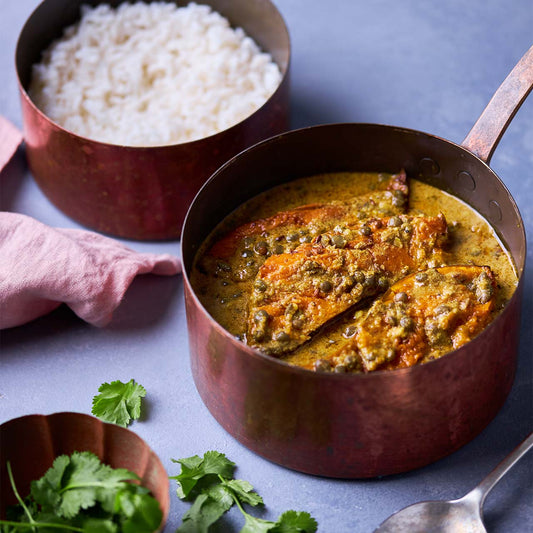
[15, 0, 290, 240]
[181, 46, 532, 478]
[0, 412, 169, 529]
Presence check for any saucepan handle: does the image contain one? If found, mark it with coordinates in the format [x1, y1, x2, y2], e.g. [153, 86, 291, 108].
[462, 44, 533, 164]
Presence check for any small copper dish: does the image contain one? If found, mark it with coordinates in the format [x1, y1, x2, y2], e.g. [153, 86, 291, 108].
[0, 412, 169, 530]
[15, 0, 290, 240]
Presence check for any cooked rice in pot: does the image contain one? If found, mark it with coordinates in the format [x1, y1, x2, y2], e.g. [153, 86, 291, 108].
[29, 2, 282, 146]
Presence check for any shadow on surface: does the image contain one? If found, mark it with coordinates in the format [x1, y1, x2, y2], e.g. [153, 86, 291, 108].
[109, 274, 182, 331]
[1, 305, 87, 358]
[1, 275, 182, 356]
[0, 147, 28, 210]
[289, 85, 364, 130]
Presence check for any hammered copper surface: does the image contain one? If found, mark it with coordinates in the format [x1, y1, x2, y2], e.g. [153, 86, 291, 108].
[181, 46, 530, 478]
[0, 412, 169, 529]
[15, 0, 290, 240]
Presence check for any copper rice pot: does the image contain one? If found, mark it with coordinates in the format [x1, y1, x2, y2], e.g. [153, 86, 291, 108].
[181, 46, 532, 477]
[15, 0, 290, 240]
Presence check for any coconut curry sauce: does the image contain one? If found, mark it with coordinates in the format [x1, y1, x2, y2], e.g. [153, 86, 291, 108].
[190, 172, 518, 373]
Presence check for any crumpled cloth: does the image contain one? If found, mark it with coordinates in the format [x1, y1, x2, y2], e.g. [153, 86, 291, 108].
[0, 116, 24, 172]
[0, 212, 181, 329]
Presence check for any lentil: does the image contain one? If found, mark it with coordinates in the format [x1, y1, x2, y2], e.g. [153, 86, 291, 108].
[394, 291, 408, 303]
[314, 359, 332, 372]
[254, 241, 269, 255]
[332, 234, 347, 248]
[319, 280, 333, 292]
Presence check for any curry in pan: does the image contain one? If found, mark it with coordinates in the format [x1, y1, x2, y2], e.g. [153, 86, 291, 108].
[191, 171, 517, 372]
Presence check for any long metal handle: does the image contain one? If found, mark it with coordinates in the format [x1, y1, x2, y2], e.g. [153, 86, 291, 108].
[462, 44, 533, 164]
[467, 432, 533, 508]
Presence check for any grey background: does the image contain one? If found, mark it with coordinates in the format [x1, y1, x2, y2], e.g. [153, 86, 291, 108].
[1, 1, 532, 532]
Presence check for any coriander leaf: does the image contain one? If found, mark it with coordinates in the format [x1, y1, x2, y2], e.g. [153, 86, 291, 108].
[201, 451, 235, 479]
[91, 379, 146, 427]
[170, 451, 235, 499]
[82, 518, 118, 533]
[173, 455, 204, 471]
[222, 479, 263, 507]
[117, 491, 163, 533]
[270, 511, 318, 533]
[59, 452, 137, 518]
[177, 493, 231, 533]
[31, 451, 139, 519]
[2, 453, 162, 533]
[241, 512, 277, 533]
[30, 454, 70, 510]
[204, 483, 234, 509]
[172, 451, 319, 533]
[240, 509, 318, 533]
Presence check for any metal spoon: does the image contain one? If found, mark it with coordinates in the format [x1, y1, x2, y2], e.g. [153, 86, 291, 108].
[374, 432, 533, 533]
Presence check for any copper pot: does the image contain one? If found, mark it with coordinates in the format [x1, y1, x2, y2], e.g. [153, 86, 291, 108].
[0, 412, 169, 529]
[15, 0, 290, 240]
[181, 46, 532, 477]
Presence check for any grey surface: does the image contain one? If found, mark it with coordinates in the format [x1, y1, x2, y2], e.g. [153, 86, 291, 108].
[1, 1, 532, 532]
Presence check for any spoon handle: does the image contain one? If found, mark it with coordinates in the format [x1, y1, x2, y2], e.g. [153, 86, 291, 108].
[470, 432, 533, 506]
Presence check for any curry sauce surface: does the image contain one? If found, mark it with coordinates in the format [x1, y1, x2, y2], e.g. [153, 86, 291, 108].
[191, 172, 517, 370]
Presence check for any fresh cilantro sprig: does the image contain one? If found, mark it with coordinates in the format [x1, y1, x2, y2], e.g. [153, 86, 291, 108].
[91, 379, 146, 427]
[170, 451, 318, 533]
[0, 451, 162, 533]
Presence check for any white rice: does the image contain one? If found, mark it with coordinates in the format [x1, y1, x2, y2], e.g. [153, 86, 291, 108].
[29, 2, 282, 146]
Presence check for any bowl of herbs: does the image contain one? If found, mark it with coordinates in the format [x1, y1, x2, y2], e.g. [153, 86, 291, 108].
[0, 412, 169, 532]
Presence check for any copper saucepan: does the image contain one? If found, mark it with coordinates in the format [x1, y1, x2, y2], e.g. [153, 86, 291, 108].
[181, 45, 532, 478]
[15, 0, 290, 240]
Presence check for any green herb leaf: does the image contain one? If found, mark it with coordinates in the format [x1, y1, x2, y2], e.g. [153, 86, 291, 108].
[82, 518, 118, 533]
[204, 483, 234, 509]
[222, 479, 263, 507]
[91, 379, 146, 427]
[30, 454, 69, 511]
[240, 509, 318, 533]
[241, 512, 277, 533]
[31, 451, 139, 518]
[1, 452, 162, 533]
[118, 491, 163, 533]
[171, 451, 318, 533]
[270, 511, 318, 533]
[177, 493, 231, 533]
[170, 451, 235, 499]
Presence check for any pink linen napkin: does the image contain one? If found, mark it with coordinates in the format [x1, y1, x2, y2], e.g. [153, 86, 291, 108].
[0, 116, 23, 172]
[0, 212, 181, 329]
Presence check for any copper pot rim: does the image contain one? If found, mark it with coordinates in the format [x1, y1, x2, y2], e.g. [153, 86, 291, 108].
[181, 121, 527, 379]
[184, 121, 526, 267]
[0, 409, 160, 433]
[15, 0, 291, 150]
[0, 410, 168, 463]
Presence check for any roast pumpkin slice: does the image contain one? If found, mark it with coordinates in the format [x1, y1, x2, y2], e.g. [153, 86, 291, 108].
[312, 265, 497, 373]
[246, 214, 449, 355]
[198, 170, 408, 283]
